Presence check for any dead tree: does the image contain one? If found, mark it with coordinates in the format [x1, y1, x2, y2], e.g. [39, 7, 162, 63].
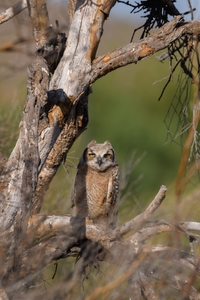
[1, 0, 200, 299]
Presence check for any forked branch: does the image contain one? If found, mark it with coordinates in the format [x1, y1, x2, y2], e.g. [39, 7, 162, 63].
[114, 185, 167, 237]
[91, 16, 200, 82]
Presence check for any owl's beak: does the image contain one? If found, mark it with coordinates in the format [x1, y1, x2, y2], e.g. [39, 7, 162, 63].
[97, 156, 102, 166]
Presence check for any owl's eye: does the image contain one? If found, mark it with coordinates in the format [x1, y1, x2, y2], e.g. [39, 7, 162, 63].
[104, 153, 111, 159]
[88, 153, 96, 158]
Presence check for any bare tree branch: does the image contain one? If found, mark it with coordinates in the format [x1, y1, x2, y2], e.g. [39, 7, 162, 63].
[91, 16, 200, 83]
[0, 0, 27, 25]
[128, 221, 173, 244]
[27, 0, 53, 50]
[114, 185, 167, 237]
[138, 271, 158, 300]
[27, 214, 73, 242]
[182, 221, 200, 231]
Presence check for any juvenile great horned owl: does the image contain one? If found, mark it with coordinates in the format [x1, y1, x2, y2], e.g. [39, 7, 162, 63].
[71, 140, 119, 229]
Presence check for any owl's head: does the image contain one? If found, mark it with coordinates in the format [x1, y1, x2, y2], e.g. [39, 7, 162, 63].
[81, 140, 116, 171]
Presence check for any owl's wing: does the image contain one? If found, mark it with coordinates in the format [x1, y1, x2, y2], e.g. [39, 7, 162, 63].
[107, 164, 120, 229]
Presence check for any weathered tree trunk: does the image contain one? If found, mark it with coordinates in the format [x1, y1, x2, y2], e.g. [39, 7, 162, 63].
[0, 0, 116, 292]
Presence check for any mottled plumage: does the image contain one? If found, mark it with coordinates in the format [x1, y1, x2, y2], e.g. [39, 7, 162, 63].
[71, 140, 119, 229]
